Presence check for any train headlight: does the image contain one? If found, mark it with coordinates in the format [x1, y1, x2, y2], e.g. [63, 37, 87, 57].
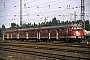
[76, 31, 78, 34]
[74, 34, 75, 35]
[76, 31, 80, 35]
[74, 27, 76, 30]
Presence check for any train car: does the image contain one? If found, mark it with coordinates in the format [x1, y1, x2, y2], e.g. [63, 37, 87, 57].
[39, 24, 84, 42]
[3, 24, 84, 43]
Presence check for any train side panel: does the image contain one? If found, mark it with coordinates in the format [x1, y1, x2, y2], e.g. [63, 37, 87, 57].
[28, 29, 37, 40]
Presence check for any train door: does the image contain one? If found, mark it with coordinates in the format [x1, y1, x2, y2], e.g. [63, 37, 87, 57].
[26, 31, 28, 39]
[3, 32, 4, 41]
[49, 29, 56, 41]
[11, 32, 12, 39]
[6, 32, 9, 39]
[56, 29, 59, 40]
[48, 30, 50, 40]
[17, 31, 19, 39]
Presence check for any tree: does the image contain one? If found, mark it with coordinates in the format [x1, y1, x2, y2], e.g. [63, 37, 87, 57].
[2, 25, 5, 31]
[85, 20, 89, 31]
[0, 28, 2, 37]
[65, 20, 68, 24]
[38, 23, 41, 26]
[61, 21, 64, 25]
[34, 22, 37, 27]
[11, 23, 16, 29]
[52, 17, 57, 25]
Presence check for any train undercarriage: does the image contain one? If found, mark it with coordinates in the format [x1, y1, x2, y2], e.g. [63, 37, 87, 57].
[4, 37, 84, 43]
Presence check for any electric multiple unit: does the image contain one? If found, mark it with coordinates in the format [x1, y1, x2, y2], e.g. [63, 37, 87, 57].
[3, 24, 84, 43]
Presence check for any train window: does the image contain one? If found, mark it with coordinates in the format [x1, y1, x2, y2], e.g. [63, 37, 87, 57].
[45, 30, 48, 33]
[29, 30, 35, 34]
[21, 31, 24, 34]
[59, 29, 61, 31]
[20, 31, 23, 34]
[40, 30, 46, 33]
[72, 27, 73, 29]
[23, 31, 26, 34]
[50, 30, 56, 33]
[79, 27, 82, 29]
[43, 30, 46, 33]
[68, 28, 70, 31]
[40, 30, 43, 33]
[74, 27, 76, 30]
[12, 32, 16, 34]
[62, 29, 64, 32]
[28, 31, 31, 33]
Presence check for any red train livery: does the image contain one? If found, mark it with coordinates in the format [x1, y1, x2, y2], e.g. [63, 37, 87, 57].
[3, 24, 84, 43]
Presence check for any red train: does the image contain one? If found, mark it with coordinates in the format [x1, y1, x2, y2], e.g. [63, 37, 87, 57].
[3, 24, 84, 43]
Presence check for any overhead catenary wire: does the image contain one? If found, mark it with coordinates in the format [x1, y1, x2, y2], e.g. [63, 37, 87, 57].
[0, 0, 90, 28]
[0, 0, 37, 13]
[0, 0, 72, 17]
[0, 0, 81, 18]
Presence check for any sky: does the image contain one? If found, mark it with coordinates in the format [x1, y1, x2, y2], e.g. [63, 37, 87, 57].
[0, 0, 90, 28]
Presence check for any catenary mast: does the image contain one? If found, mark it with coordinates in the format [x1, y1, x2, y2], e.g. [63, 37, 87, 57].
[20, 0, 22, 27]
[81, 0, 85, 29]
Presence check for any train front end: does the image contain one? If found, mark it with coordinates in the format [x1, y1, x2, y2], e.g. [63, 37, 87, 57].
[69, 26, 84, 42]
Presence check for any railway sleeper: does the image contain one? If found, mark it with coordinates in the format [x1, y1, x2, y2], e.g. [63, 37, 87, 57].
[0, 44, 90, 55]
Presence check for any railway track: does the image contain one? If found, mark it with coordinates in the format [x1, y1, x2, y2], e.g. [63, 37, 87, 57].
[0, 46, 90, 60]
[0, 40, 90, 60]
[1, 40, 90, 49]
[0, 42, 90, 55]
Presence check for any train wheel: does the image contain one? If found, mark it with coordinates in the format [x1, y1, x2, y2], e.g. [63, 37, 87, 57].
[49, 40, 50, 42]
[45, 39, 47, 42]
[51, 40, 53, 42]
[71, 40, 74, 43]
[36, 39, 37, 42]
[78, 41, 80, 43]
[65, 39, 70, 43]
[78, 41, 81, 43]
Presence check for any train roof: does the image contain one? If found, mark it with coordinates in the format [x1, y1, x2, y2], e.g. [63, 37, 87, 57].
[3, 24, 82, 32]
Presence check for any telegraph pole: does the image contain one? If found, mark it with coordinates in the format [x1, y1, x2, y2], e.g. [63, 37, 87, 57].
[20, 0, 22, 27]
[44, 17, 47, 25]
[81, 0, 85, 29]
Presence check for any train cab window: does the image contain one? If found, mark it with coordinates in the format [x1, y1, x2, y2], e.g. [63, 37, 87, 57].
[71, 27, 75, 31]
[73, 27, 77, 31]
[62, 29, 64, 30]
[73, 27, 82, 31]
